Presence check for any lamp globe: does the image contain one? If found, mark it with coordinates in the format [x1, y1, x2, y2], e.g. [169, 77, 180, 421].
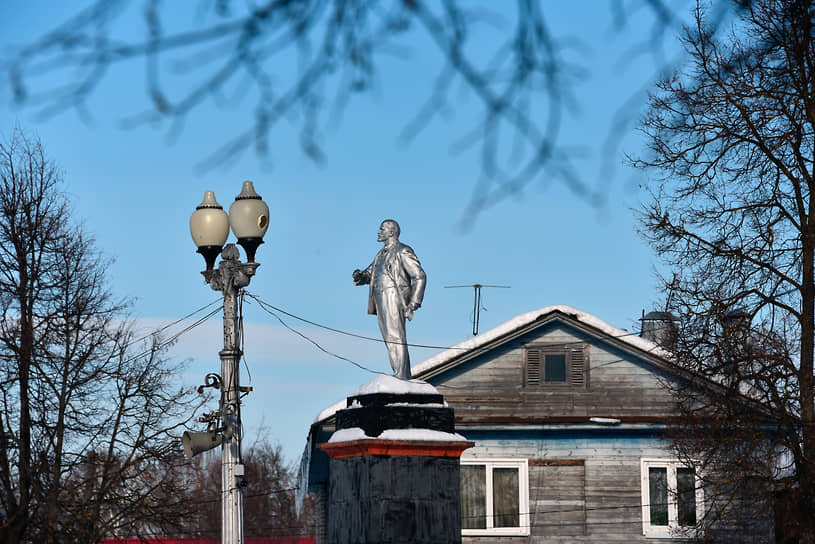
[229, 181, 269, 262]
[190, 191, 229, 270]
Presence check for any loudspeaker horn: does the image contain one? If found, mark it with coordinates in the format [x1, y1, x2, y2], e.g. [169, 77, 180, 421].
[182, 430, 220, 458]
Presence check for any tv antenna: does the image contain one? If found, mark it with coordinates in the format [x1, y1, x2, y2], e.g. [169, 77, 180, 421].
[445, 284, 511, 336]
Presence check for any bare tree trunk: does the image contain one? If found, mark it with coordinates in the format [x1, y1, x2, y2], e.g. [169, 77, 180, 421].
[8, 225, 34, 544]
[799, 222, 815, 544]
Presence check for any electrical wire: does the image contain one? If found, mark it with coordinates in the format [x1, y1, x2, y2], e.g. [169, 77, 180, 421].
[163, 515, 669, 540]
[183, 479, 678, 519]
[245, 291, 675, 352]
[254, 298, 385, 376]
[184, 485, 301, 505]
[122, 297, 223, 351]
[239, 289, 253, 386]
[176, 481, 697, 531]
[246, 292, 468, 350]
[121, 305, 223, 365]
[236, 289, 251, 457]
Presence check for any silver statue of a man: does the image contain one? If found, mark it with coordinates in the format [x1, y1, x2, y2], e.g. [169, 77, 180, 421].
[353, 219, 426, 380]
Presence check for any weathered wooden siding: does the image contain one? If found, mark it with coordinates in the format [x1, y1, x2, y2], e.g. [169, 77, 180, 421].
[460, 435, 670, 543]
[529, 461, 586, 538]
[433, 322, 679, 423]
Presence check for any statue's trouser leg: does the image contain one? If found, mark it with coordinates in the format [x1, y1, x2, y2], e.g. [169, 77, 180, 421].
[375, 287, 410, 379]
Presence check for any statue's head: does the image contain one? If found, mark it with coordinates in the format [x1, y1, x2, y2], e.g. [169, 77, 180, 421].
[378, 219, 400, 242]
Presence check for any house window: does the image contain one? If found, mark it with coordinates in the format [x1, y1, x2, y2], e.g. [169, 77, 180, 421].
[641, 459, 703, 538]
[525, 344, 587, 387]
[461, 459, 529, 536]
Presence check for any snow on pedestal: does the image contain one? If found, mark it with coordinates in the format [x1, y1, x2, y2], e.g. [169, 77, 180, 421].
[319, 374, 472, 544]
[353, 374, 441, 396]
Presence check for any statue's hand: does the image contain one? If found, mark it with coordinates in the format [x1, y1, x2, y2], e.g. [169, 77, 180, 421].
[352, 269, 368, 285]
[404, 302, 419, 321]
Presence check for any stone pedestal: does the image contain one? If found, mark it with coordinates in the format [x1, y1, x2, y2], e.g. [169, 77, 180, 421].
[318, 376, 472, 544]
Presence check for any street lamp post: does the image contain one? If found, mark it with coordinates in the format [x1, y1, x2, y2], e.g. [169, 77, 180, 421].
[189, 181, 270, 544]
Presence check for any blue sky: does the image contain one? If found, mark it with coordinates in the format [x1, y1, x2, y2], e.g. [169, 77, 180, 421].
[0, 1, 693, 463]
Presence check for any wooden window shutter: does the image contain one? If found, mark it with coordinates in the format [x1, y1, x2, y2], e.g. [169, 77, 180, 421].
[526, 344, 588, 387]
[526, 348, 541, 385]
[569, 346, 588, 388]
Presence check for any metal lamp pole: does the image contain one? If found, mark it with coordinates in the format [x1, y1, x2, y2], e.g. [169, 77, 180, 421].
[189, 181, 270, 544]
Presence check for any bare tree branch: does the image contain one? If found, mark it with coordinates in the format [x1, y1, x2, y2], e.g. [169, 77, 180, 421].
[2, 0, 703, 223]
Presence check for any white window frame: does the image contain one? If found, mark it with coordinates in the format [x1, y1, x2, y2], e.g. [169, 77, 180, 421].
[460, 458, 530, 536]
[640, 458, 704, 538]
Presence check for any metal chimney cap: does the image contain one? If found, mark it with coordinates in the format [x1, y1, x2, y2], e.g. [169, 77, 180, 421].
[641, 311, 679, 322]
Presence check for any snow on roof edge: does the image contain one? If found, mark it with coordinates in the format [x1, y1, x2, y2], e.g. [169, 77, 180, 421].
[315, 397, 347, 425]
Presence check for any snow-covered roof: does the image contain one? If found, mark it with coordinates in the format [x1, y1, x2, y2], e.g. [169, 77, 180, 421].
[313, 305, 670, 425]
[413, 304, 670, 376]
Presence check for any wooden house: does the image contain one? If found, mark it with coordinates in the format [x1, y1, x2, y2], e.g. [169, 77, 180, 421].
[299, 305, 771, 542]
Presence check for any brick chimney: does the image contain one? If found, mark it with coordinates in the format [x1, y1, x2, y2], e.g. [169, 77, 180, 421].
[639, 310, 679, 352]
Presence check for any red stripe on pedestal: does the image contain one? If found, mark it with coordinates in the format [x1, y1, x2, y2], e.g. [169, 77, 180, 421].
[318, 439, 474, 459]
